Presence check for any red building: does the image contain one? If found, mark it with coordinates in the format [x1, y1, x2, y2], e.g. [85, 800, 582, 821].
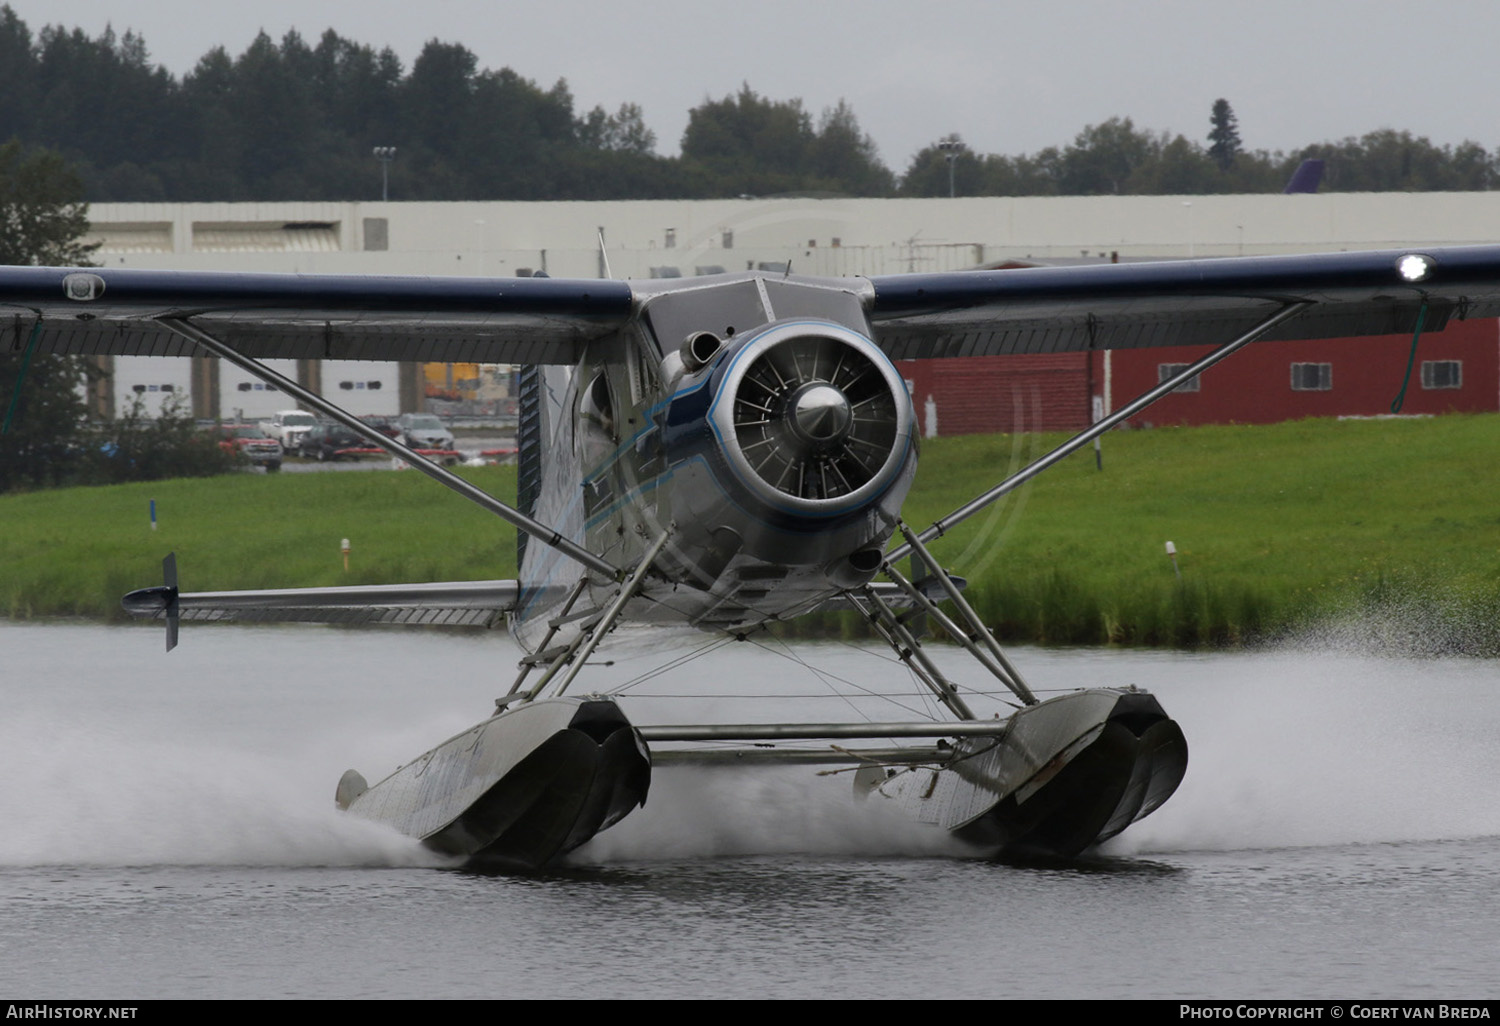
[897, 317, 1500, 434]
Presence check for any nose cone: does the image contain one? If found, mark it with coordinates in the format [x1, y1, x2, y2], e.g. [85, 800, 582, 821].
[790, 383, 852, 445]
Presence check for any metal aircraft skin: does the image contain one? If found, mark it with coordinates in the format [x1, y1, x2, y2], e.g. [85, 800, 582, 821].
[6, 246, 1500, 867]
[512, 275, 919, 650]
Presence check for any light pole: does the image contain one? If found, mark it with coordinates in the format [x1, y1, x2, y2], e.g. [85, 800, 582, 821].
[373, 146, 397, 202]
[938, 139, 963, 198]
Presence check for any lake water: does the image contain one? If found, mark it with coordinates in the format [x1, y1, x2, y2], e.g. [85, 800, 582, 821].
[1, 620, 1497, 999]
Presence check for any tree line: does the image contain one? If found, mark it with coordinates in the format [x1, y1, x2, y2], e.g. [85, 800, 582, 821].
[1, 4, 1496, 204]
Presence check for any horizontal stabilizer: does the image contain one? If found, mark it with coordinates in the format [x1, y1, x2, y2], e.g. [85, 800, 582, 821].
[121, 579, 519, 628]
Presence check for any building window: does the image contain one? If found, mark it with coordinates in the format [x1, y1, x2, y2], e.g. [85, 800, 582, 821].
[1421, 360, 1462, 389]
[1290, 363, 1332, 391]
[1157, 363, 1200, 392]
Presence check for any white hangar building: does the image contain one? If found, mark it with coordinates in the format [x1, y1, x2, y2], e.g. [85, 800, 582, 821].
[80, 192, 1500, 422]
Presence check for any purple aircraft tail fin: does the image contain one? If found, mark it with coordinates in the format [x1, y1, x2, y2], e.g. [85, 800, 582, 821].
[1283, 158, 1325, 194]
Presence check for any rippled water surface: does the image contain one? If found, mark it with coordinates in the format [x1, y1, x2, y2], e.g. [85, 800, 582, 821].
[1, 622, 1496, 999]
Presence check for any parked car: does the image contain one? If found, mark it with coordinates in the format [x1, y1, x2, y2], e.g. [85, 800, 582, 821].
[266, 409, 317, 450]
[396, 413, 455, 450]
[215, 424, 283, 471]
[298, 422, 368, 461]
[359, 414, 401, 440]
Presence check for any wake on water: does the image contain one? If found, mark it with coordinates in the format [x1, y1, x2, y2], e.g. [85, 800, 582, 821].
[2, 618, 1496, 868]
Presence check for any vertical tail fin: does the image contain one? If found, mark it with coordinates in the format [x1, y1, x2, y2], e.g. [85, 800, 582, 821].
[1283, 159, 1325, 194]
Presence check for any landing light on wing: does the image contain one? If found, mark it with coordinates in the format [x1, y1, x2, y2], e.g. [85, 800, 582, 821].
[1397, 253, 1435, 282]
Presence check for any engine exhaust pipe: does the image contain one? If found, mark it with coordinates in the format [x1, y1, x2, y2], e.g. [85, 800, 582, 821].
[825, 547, 884, 588]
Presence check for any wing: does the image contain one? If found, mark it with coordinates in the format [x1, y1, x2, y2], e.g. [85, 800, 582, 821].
[0, 267, 633, 365]
[9, 246, 1500, 364]
[122, 580, 519, 628]
[865, 246, 1500, 359]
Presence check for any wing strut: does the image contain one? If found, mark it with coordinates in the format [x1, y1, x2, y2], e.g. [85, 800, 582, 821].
[852, 583, 976, 720]
[528, 526, 673, 700]
[886, 301, 1313, 562]
[156, 317, 620, 581]
[881, 542, 1036, 706]
[502, 576, 591, 706]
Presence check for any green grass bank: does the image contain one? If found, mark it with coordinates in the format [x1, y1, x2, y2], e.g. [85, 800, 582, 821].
[5, 414, 1500, 648]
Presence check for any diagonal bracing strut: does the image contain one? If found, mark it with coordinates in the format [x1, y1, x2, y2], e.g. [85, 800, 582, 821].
[853, 583, 977, 721]
[536, 526, 673, 699]
[879, 552, 1035, 706]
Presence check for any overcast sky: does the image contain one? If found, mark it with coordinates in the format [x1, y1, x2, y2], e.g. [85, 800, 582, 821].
[8, 0, 1500, 170]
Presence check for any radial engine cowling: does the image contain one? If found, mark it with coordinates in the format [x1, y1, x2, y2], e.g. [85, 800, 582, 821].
[675, 319, 917, 571]
[711, 321, 913, 513]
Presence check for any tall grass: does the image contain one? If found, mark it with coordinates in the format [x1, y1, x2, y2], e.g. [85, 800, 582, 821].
[904, 415, 1500, 648]
[1, 465, 517, 620]
[5, 414, 1500, 647]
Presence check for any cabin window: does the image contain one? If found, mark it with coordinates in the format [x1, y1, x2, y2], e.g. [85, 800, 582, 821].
[1421, 360, 1462, 390]
[1290, 363, 1332, 391]
[1157, 363, 1200, 393]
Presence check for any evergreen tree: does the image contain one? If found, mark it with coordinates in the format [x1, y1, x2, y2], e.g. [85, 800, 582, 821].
[0, 7, 1490, 200]
[1208, 98, 1241, 171]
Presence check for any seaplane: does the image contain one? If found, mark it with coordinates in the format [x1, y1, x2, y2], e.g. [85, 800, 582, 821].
[5, 245, 1500, 867]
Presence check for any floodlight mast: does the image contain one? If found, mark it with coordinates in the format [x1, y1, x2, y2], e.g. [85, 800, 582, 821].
[938, 139, 963, 198]
[373, 146, 397, 202]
